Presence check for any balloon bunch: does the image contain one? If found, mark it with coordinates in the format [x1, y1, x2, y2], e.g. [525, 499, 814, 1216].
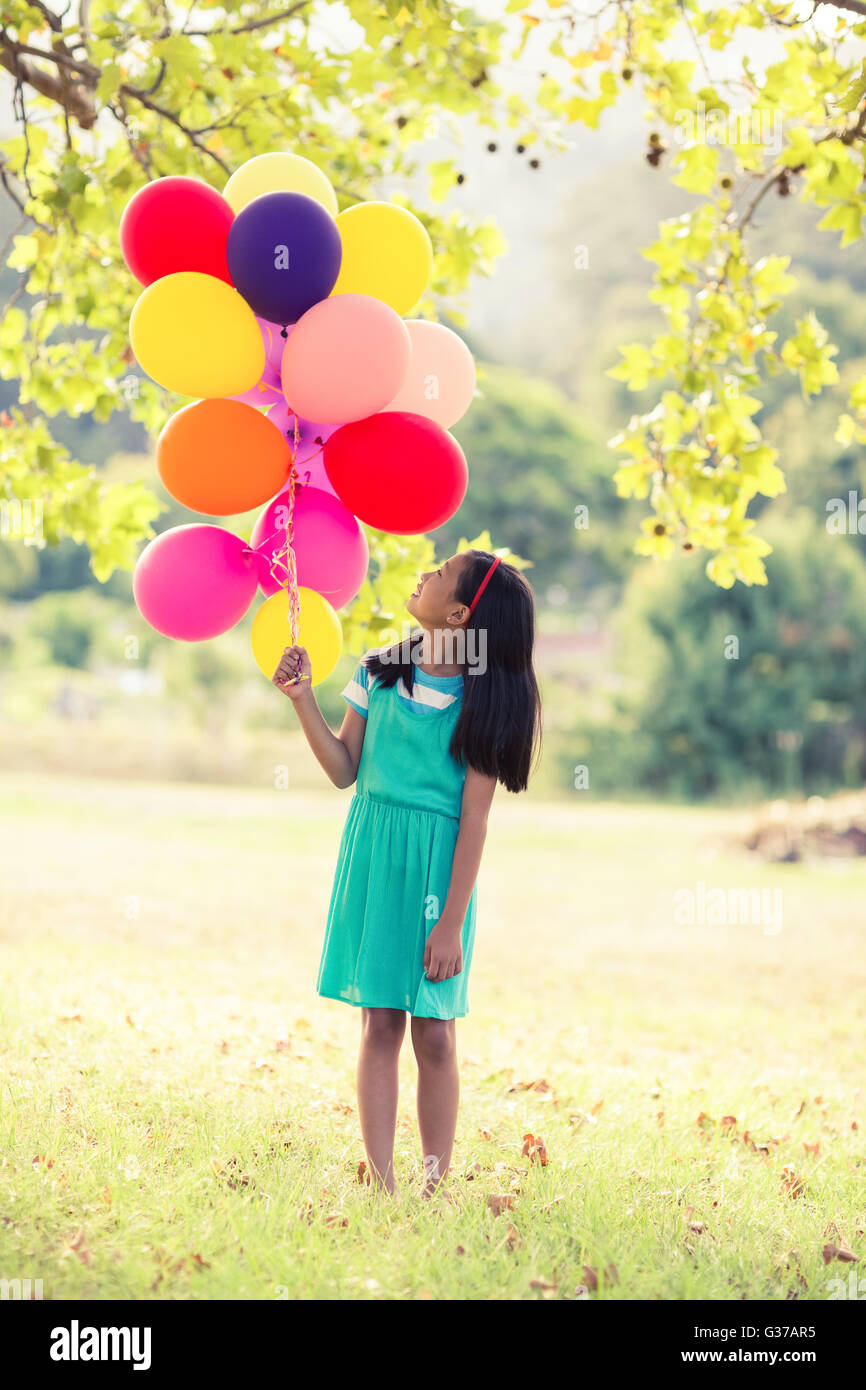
[122, 153, 476, 687]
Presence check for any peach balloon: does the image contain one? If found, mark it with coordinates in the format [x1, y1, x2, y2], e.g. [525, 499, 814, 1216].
[382, 320, 477, 429]
[281, 294, 410, 425]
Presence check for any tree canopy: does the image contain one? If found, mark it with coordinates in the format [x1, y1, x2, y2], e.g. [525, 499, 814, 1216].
[2, 0, 866, 599]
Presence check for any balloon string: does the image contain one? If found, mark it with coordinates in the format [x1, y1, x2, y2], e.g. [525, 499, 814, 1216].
[263, 412, 302, 647]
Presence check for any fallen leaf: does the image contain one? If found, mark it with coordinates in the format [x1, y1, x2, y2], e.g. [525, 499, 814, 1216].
[521, 1133, 548, 1166]
[822, 1244, 858, 1265]
[59, 1227, 91, 1265]
[529, 1277, 558, 1294]
[780, 1165, 806, 1199]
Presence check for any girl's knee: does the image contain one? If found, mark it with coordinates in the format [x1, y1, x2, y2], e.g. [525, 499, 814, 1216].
[412, 1017, 456, 1065]
[361, 1007, 406, 1048]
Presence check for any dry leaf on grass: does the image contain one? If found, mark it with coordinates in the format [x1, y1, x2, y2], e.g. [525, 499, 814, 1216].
[503, 1224, 521, 1251]
[521, 1132, 548, 1166]
[582, 1263, 619, 1291]
[822, 1244, 858, 1265]
[59, 1227, 91, 1265]
[529, 1277, 558, 1295]
[780, 1165, 806, 1199]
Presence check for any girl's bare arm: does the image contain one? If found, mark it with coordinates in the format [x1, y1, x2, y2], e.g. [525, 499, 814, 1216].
[272, 644, 366, 789]
[437, 766, 497, 930]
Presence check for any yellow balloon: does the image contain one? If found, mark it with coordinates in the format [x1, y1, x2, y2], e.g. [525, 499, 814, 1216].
[130, 272, 264, 398]
[251, 587, 342, 687]
[330, 202, 433, 315]
[223, 153, 338, 216]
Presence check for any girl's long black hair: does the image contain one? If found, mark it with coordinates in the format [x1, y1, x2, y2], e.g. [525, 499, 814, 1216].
[363, 550, 542, 793]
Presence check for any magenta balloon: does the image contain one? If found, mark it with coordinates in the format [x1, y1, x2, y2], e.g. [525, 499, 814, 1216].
[266, 401, 338, 494]
[133, 524, 258, 640]
[260, 316, 291, 374]
[251, 485, 368, 608]
[230, 354, 284, 408]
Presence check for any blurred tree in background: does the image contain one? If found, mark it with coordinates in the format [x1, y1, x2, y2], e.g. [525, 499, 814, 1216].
[604, 511, 866, 798]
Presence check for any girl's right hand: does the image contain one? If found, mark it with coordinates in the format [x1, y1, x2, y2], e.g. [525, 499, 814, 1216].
[272, 645, 312, 700]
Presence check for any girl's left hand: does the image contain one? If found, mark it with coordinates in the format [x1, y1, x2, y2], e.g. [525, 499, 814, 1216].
[423, 923, 463, 983]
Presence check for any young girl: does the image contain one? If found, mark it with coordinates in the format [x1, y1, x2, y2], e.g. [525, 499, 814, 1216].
[271, 549, 541, 1200]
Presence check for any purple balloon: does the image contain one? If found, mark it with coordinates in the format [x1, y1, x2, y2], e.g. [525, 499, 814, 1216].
[133, 524, 258, 641]
[231, 356, 284, 409]
[259, 316, 291, 374]
[227, 191, 342, 326]
[251, 486, 368, 609]
[266, 401, 338, 493]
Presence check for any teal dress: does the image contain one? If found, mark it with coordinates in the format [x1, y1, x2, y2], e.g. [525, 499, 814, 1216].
[316, 654, 477, 1019]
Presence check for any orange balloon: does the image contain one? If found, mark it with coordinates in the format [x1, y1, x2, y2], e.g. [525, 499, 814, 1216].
[157, 399, 292, 515]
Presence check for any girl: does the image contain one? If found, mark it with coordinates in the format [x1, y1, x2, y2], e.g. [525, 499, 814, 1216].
[271, 549, 541, 1200]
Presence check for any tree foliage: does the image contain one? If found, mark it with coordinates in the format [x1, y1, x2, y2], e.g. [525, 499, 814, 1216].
[3, 0, 866, 598]
[0, 0, 513, 604]
[507, 0, 866, 585]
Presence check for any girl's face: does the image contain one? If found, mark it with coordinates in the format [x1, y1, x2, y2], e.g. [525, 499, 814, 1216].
[406, 552, 472, 629]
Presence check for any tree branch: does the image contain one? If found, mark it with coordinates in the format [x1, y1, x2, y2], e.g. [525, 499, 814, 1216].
[119, 85, 232, 173]
[0, 42, 97, 126]
[816, 0, 866, 18]
[184, 2, 310, 38]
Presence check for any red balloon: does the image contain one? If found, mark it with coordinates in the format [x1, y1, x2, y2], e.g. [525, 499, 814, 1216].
[120, 177, 234, 286]
[323, 412, 468, 534]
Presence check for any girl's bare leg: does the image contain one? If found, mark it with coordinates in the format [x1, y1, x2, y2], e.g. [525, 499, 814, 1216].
[357, 1007, 406, 1195]
[411, 1016, 459, 1199]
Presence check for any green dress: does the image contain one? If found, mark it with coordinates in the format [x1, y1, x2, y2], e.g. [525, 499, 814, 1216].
[316, 655, 477, 1019]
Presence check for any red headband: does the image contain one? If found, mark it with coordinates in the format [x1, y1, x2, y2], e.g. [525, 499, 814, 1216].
[467, 555, 501, 617]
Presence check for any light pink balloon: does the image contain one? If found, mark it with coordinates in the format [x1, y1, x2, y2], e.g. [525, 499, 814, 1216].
[251, 485, 369, 609]
[133, 524, 258, 640]
[281, 293, 411, 424]
[265, 402, 338, 494]
[382, 320, 477, 429]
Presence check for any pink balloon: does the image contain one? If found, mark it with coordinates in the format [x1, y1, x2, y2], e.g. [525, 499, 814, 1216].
[230, 355, 284, 409]
[133, 524, 259, 640]
[281, 293, 411, 424]
[382, 320, 476, 428]
[265, 402, 338, 494]
[251, 485, 369, 609]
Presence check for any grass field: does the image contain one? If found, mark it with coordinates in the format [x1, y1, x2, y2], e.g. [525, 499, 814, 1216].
[1, 771, 864, 1301]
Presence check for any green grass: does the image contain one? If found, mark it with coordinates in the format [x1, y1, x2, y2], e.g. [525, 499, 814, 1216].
[1, 772, 864, 1300]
